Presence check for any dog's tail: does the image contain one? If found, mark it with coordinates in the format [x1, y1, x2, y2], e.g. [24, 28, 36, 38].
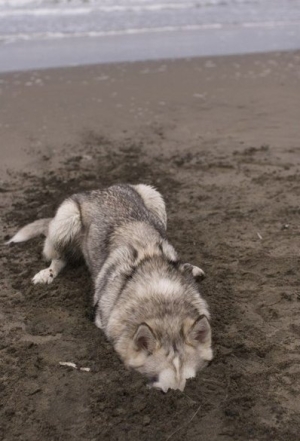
[6, 218, 52, 244]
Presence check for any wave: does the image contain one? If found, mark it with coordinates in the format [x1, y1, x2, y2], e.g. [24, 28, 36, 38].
[2, 20, 299, 44]
[0, 3, 210, 17]
[0, 0, 263, 13]
[1, 0, 260, 6]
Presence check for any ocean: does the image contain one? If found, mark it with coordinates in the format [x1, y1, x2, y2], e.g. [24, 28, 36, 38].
[1, 0, 300, 72]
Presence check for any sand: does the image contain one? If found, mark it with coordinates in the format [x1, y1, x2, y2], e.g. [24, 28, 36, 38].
[1, 51, 300, 441]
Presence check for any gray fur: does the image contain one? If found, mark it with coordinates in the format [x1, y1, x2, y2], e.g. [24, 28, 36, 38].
[9, 184, 212, 392]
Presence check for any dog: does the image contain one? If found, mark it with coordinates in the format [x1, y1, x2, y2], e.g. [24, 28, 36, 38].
[8, 184, 213, 392]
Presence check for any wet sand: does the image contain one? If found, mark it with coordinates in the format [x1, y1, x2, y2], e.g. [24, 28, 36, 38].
[1, 51, 300, 440]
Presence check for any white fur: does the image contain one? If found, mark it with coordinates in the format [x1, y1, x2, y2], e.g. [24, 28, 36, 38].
[32, 258, 66, 285]
[7, 229, 31, 244]
[47, 199, 81, 247]
[192, 266, 205, 278]
[154, 367, 186, 393]
[32, 268, 54, 285]
[95, 315, 103, 329]
[33, 200, 80, 284]
[133, 184, 167, 228]
[200, 346, 213, 362]
[173, 356, 180, 378]
[127, 351, 148, 369]
[161, 241, 178, 262]
[7, 219, 50, 244]
[148, 278, 179, 298]
[183, 366, 196, 379]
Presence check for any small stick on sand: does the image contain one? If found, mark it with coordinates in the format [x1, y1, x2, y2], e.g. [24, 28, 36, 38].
[257, 232, 263, 240]
[59, 362, 91, 372]
[59, 362, 77, 369]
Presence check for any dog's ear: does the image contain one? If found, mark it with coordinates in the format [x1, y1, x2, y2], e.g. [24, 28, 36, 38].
[188, 315, 211, 345]
[133, 323, 156, 353]
[179, 263, 205, 282]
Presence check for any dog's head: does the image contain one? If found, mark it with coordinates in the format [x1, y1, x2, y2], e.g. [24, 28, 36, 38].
[108, 246, 212, 393]
[122, 314, 212, 393]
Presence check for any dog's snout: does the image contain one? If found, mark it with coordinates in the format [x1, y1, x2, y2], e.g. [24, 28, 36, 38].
[150, 375, 158, 383]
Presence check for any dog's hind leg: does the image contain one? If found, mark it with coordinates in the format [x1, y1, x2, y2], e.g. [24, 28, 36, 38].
[32, 256, 66, 284]
[132, 184, 167, 228]
[32, 199, 82, 285]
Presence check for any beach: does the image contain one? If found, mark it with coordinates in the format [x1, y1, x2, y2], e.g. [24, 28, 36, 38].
[1, 51, 300, 440]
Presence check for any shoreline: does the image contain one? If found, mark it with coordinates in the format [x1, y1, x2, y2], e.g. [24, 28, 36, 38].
[1, 22, 300, 73]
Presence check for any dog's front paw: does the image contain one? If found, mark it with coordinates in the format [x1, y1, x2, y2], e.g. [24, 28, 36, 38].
[191, 266, 205, 280]
[32, 268, 54, 285]
[180, 263, 205, 281]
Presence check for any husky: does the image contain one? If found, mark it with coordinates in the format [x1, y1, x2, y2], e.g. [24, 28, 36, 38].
[8, 184, 212, 392]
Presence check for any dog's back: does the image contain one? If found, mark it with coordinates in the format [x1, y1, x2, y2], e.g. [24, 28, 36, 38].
[71, 184, 167, 278]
